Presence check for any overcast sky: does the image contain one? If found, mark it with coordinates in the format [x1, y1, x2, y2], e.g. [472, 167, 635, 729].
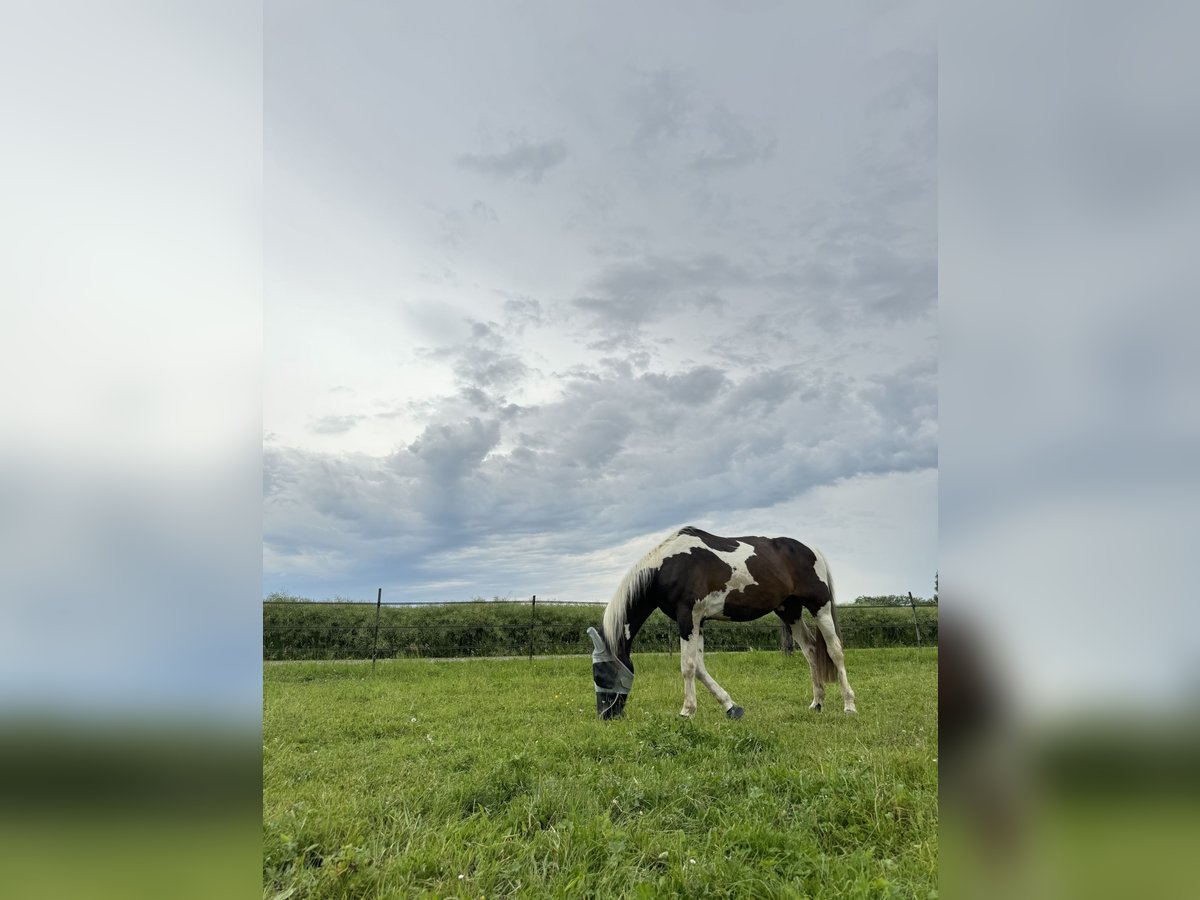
[264, 1, 937, 605]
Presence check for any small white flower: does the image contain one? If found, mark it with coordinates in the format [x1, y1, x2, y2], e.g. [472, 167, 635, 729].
[689, 858, 697, 865]
[410, 717, 417, 723]
[458, 873, 465, 880]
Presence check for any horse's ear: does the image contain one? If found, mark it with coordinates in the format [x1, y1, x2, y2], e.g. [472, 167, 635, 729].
[587, 626, 606, 654]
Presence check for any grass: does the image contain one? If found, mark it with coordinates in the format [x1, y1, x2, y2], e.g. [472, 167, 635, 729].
[263, 648, 938, 899]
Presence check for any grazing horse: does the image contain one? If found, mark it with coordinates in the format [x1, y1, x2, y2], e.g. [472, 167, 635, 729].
[589, 526, 856, 720]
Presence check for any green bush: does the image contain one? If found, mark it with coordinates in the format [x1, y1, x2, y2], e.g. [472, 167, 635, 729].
[263, 599, 937, 660]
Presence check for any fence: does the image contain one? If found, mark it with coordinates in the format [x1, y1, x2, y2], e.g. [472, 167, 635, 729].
[263, 595, 937, 662]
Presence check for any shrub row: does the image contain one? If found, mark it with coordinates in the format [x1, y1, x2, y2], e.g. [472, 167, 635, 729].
[263, 599, 937, 660]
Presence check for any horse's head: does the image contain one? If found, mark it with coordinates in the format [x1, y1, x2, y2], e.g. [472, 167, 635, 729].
[588, 626, 633, 719]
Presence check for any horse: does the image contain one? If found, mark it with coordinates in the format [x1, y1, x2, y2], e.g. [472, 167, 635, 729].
[589, 525, 856, 720]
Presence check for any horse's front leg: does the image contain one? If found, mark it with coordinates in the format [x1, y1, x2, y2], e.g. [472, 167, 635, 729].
[687, 629, 744, 719]
[678, 631, 699, 717]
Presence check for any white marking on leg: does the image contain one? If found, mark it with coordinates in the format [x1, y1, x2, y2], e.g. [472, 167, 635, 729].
[679, 634, 698, 717]
[814, 605, 857, 713]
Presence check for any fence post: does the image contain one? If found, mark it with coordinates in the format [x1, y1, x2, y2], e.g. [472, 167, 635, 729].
[529, 595, 536, 661]
[908, 591, 922, 648]
[371, 587, 382, 670]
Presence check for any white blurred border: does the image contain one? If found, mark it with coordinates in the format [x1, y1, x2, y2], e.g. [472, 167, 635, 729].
[0, 2, 262, 724]
[942, 0, 1200, 721]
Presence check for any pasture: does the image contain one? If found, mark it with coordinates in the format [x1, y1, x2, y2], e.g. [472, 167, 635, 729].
[264, 648, 937, 898]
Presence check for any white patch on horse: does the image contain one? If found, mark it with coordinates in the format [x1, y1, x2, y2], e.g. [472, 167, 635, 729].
[695, 539, 759, 621]
[812, 547, 831, 594]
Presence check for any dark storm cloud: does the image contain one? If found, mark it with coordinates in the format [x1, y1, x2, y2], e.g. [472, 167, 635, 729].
[455, 139, 568, 183]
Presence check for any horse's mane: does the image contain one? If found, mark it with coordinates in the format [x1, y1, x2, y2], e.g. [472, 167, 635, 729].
[602, 528, 686, 652]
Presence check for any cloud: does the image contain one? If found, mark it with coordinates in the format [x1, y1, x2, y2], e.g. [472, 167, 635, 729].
[264, 358, 936, 600]
[415, 315, 534, 407]
[628, 69, 694, 150]
[406, 417, 502, 484]
[690, 106, 777, 172]
[263, 2, 938, 603]
[500, 295, 544, 333]
[571, 253, 779, 336]
[308, 414, 366, 435]
[456, 140, 568, 183]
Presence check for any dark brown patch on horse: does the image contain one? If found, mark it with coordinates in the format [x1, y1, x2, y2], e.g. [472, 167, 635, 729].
[679, 526, 740, 553]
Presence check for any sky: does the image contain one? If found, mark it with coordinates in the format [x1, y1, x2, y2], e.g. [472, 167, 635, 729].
[264, 1, 937, 605]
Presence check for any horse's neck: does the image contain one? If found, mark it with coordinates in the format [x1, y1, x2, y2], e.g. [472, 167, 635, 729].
[621, 592, 659, 654]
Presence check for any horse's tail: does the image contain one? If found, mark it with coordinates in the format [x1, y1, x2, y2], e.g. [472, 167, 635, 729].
[808, 547, 841, 684]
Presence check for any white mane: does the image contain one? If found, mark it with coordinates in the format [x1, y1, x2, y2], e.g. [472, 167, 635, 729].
[601, 528, 697, 651]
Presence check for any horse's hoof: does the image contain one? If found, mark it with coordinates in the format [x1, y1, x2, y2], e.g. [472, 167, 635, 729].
[844, 708, 857, 715]
[727, 706, 745, 720]
[679, 709, 695, 719]
[810, 702, 822, 712]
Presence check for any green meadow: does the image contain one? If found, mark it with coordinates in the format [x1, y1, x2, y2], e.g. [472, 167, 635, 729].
[264, 648, 937, 898]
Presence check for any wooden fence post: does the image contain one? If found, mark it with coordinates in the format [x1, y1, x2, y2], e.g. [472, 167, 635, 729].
[908, 591, 922, 648]
[371, 588, 382, 670]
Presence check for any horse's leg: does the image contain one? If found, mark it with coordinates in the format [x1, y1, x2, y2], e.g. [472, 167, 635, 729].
[787, 620, 826, 711]
[777, 606, 824, 712]
[814, 605, 857, 714]
[692, 629, 744, 719]
[679, 628, 699, 718]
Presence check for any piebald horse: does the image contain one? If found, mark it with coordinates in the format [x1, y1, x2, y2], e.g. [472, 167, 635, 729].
[589, 526, 856, 719]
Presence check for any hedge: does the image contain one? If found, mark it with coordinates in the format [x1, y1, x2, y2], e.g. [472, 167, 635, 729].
[263, 598, 937, 660]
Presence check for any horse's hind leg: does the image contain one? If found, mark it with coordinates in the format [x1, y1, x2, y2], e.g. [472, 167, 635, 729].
[787, 621, 826, 711]
[778, 606, 824, 711]
[814, 605, 857, 714]
[693, 630, 744, 719]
